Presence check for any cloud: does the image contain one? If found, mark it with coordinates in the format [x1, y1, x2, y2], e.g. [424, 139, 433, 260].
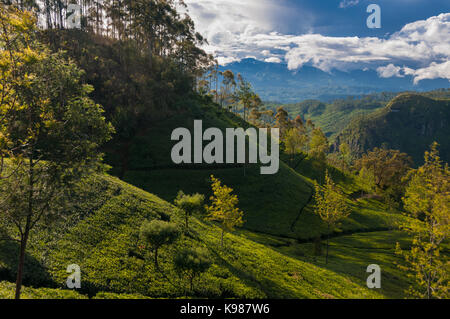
[339, 0, 360, 9]
[284, 13, 450, 80]
[216, 56, 240, 65]
[405, 61, 450, 84]
[185, 0, 450, 83]
[377, 64, 404, 78]
[265, 57, 282, 63]
[183, 0, 302, 64]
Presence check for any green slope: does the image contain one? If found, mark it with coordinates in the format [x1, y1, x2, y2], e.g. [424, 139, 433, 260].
[104, 102, 315, 238]
[271, 93, 396, 140]
[102, 97, 407, 242]
[0, 174, 388, 299]
[334, 93, 450, 165]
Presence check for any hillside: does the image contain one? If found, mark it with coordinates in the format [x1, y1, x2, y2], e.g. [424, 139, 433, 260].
[334, 93, 450, 165]
[0, 2, 448, 303]
[100, 99, 405, 240]
[269, 89, 450, 141]
[0, 82, 414, 298]
[270, 93, 396, 140]
[0, 173, 393, 299]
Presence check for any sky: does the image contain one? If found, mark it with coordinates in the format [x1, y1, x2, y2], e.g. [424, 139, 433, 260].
[182, 0, 450, 84]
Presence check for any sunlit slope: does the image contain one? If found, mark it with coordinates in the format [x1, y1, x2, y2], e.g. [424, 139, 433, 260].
[45, 174, 383, 299]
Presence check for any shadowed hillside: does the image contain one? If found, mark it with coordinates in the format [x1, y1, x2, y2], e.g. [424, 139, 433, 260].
[334, 93, 450, 165]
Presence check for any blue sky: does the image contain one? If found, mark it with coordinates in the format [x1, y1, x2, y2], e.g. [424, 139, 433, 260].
[270, 0, 450, 37]
[183, 0, 450, 84]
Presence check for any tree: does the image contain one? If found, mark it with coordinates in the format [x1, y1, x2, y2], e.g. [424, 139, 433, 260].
[355, 148, 413, 204]
[174, 247, 211, 294]
[327, 143, 354, 173]
[0, 7, 113, 299]
[235, 74, 258, 121]
[313, 171, 351, 264]
[218, 70, 235, 108]
[396, 142, 449, 299]
[206, 175, 244, 247]
[339, 142, 353, 169]
[174, 191, 205, 231]
[139, 220, 180, 269]
[309, 128, 329, 162]
[274, 106, 291, 137]
[283, 128, 306, 165]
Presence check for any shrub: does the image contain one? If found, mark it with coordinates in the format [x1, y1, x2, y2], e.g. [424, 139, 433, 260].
[174, 247, 211, 293]
[140, 220, 180, 269]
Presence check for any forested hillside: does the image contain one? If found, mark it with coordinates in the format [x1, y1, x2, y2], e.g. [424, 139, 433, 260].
[270, 92, 397, 139]
[0, 2, 448, 301]
[334, 93, 450, 165]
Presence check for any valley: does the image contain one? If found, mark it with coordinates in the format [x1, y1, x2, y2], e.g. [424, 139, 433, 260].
[0, 2, 448, 301]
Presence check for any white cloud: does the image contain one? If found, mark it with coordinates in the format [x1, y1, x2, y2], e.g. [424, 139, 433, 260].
[265, 57, 282, 63]
[183, 0, 297, 65]
[377, 64, 404, 78]
[405, 61, 450, 84]
[284, 13, 450, 80]
[185, 0, 450, 83]
[216, 56, 240, 66]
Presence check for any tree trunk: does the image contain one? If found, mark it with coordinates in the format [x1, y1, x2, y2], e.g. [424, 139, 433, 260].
[15, 224, 30, 299]
[16, 155, 34, 299]
[326, 224, 330, 264]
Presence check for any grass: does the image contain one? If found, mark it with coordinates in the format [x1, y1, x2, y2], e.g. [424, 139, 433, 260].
[273, 231, 415, 299]
[0, 101, 420, 300]
[0, 281, 87, 299]
[122, 162, 313, 237]
[0, 173, 400, 299]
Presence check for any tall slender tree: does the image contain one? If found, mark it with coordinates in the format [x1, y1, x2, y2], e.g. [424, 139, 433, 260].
[313, 171, 351, 264]
[0, 7, 113, 299]
[396, 142, 449, 299]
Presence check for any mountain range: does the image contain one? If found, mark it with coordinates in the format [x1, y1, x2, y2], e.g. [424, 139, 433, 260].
[221, 59, 450, 103]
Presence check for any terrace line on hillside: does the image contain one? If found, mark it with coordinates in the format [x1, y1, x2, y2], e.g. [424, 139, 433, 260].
[171, 120, 280, 175]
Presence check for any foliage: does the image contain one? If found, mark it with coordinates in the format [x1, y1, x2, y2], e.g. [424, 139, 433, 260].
[274, 106, 291, 136]
[35, 174, 388, 299]
[206, 175, 244, 247]
[309, 128, 329, 162]
[314, 171, 351, 263]
[174, 247, 211, 293]
[396, 143, 449, 299]
[335, 93, 450, 165]
[174, 191, 205, 231]
[0, 281, 87, 299]
[0, 6, 112, 299]
[276, 92, 396, 139]
[356, 148, 413, 192]
[283, 128, 307, 164]
[140, 220, 180, 268]
[355, 147, 413, 208]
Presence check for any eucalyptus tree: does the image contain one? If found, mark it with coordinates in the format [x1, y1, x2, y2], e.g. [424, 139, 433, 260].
[0, 7, 113, 299]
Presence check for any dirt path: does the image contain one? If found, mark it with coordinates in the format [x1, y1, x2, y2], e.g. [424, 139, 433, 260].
[289, 185, 314, 232]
